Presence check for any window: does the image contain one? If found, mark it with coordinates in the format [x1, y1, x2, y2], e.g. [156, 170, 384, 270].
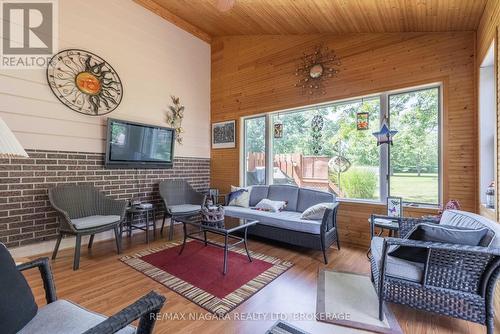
[389, 87, 440, 205]
[269, 97, 380, 201]
[242, 84, 441, 206]
[243, 116, 267, 186]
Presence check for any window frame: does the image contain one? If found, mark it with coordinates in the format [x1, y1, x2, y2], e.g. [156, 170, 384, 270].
[386, 84, 442, 206]
[240, 83, 443, 207]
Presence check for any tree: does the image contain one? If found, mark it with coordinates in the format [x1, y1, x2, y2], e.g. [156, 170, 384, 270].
[390, 89, 439, 175]
[244, 117, 265, 153]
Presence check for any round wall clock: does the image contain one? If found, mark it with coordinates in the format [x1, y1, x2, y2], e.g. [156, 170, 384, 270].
[47, 49, 123, 116]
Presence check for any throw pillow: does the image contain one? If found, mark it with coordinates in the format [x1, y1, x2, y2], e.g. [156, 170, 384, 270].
[301, 203, 334, 220]
[0, 243, 38, 334]
[228, 186, 250, 208]
[255, 198, 287, 212]
[389, 223, 489, 263]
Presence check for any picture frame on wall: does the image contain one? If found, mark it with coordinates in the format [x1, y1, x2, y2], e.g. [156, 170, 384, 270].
[212, 120, 236, 149]
[387, 196, 403, 217]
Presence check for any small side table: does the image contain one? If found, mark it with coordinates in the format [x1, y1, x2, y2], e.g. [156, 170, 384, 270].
[122, 206, 156, 243]
[369, 215, 401, 239]
[367, 215, 401, 258]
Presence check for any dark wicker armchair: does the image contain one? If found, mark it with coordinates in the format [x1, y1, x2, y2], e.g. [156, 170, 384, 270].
[49, 185, 128, 270]
[159, 180, 205, 240]
[0, 245, 166, 334]
[370, 217, 500, 334]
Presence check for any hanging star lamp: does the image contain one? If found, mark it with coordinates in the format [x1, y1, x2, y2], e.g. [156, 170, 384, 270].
[372, 119, 398, 146]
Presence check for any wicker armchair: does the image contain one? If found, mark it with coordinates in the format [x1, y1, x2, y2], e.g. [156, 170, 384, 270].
[159, 180, 206, 240]
[370, 217, 500, 334]
[49, 185, 127, 270]
[4, 248, 166, 333]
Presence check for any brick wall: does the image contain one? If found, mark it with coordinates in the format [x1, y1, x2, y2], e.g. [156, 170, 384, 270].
[0, 149, 210, 248]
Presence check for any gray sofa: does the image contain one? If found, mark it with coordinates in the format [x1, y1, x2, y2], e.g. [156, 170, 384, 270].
[224, 185, 339, 264]
[370, 210, 500, 333]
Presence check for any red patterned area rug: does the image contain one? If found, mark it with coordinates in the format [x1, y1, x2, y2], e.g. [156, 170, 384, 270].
[120, 240, 293, 316]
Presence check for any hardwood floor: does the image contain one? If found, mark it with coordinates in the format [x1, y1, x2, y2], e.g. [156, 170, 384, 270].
[22, 226, 499, 334]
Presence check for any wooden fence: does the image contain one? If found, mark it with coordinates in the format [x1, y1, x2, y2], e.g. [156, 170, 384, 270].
[246, 152, 330, 190]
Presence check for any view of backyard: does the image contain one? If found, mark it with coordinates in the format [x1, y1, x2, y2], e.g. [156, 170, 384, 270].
[244, 87, 440, 205]
[390, 173, 439, 204]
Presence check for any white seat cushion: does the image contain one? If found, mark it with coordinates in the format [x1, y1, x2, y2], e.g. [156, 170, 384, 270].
[71, 215, 121, 230]
[169, 204, 201, 215]
[370, 237, 424, 283]
[223, 206, 322, 234]
[19, 300, 135, 334]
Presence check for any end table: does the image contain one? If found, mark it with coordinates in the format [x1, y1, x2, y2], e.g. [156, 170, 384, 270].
[122, 206, 156, 243]
[367, 214, 401, 258]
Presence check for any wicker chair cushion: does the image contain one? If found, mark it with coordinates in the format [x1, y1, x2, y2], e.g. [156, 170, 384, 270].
[19, 300, 135, 334]
[169, 204, 201, 215]
[371, 237, 424, 283]
[268, 185, 299, 211]
[389, 223, 489, 263]
[71, 215, 121, 230]
[441, 210, 500, 247]
[224, 206, 322, 234]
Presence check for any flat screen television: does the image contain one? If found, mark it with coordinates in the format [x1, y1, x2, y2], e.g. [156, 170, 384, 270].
[105, 118, 175, 169]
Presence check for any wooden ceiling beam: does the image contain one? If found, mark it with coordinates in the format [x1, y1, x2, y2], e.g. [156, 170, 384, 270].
[133, 0, 212, 43]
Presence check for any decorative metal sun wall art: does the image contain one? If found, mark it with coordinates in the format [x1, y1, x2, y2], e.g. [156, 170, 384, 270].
[294, 44, 341, 96]
[47, 49, 123, 116]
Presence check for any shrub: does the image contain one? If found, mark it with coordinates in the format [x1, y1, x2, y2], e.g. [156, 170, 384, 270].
[340, 167, 377, 199]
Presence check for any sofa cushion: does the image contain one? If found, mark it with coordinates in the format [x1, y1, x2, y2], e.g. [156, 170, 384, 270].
[71, 215, 121, 230]
[301, 202, 333, 220]
[297, 188, 335, 213]
[228, 186, 250, 208]
[441, 210, 500, 248]
[389, 223, 489, 263]
[249, 185, 269, 206]
[268, 185, 299, 211]
[224, 206, 322, 234]
[0, 243, 38, 334]
[255, 199, 287, 212]
[19, 300, 135, 334]
[371, 237, 424, 283]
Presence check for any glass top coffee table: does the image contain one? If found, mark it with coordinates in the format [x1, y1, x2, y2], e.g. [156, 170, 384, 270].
[175, 215, 258, 275]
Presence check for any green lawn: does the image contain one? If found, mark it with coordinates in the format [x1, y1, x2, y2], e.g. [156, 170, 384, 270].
[390, 173, 438, 204]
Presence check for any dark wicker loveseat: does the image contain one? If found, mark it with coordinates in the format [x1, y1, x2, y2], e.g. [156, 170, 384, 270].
[370, 210, 500, 334]
[223, 185, 340, 264]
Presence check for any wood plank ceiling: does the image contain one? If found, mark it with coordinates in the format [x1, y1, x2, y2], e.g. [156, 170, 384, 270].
[137, 0, 487, 40]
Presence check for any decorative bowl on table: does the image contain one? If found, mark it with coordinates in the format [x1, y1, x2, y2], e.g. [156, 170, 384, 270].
[201, 205, 225, 228]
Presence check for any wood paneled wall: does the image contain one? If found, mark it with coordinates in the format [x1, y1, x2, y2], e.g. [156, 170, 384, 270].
[477, 0, 500, 221]
[211, 33, 476, 247]
[477, 0, 500, 63]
